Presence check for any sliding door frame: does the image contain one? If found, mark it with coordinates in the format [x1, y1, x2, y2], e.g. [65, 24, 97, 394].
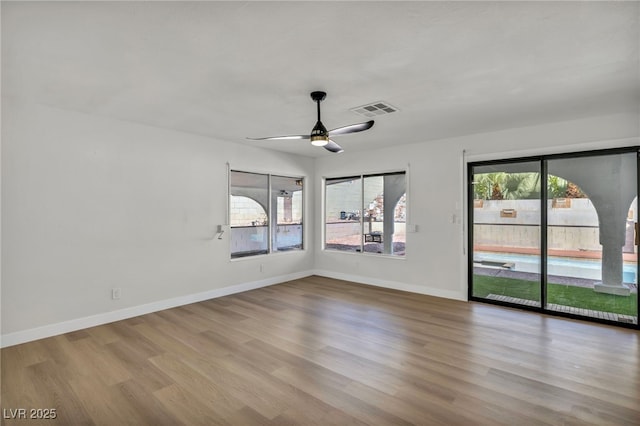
[467, 146, 640, 329]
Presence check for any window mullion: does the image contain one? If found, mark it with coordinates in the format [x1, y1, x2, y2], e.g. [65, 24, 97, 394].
[268, 174, 273, 254]
[541, 159, 548, 310]
[360, 175, 365, 253]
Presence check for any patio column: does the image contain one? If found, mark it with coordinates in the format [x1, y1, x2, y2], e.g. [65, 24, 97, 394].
[383, 175, 406, 255]
[593, 202, 630, 296]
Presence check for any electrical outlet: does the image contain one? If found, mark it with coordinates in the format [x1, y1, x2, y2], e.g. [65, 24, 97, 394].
[112, 288, 121, 300]
[260, 264, 264, 273]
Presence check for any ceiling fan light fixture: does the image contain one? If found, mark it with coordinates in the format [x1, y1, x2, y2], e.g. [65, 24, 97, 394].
[310, 120, 329, 146]
[310, 135, 329, 146]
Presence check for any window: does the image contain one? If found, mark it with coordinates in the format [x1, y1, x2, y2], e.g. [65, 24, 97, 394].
[229, 171, 303, 258]
[325, 171, 406, 256]
[272, 175, 304, 252]
[325, 176, 362, 253]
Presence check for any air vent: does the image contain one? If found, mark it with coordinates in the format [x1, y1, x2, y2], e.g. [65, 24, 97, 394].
[351, 101, 398, 118]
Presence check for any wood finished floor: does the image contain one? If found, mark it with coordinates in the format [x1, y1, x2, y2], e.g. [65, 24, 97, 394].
[1, 275, 639, 425]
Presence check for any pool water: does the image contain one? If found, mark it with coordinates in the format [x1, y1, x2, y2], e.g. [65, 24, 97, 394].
[475, 251, 637, 284]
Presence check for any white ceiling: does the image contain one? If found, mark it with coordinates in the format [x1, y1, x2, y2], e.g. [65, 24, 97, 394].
[2, 1, 639, 157]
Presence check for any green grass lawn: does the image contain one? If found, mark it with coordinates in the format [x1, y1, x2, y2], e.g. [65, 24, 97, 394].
[473, 275, 638, 316]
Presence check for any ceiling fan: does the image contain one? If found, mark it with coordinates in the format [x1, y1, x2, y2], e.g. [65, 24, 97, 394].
[247, 91, 374, 153]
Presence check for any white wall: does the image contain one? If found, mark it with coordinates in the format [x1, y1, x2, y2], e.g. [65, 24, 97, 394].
[314, 112, 639, 300]
[1, 100, 315, 344]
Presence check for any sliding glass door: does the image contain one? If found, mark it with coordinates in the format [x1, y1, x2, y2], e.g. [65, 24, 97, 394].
[471, 161, 542, 307]
[545, 153, 638, 323]
[469, 148, 639, 327]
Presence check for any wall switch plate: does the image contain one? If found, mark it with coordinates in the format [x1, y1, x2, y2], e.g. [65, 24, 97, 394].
[112, 288, 121, 300]
[216, 224, 230, 240]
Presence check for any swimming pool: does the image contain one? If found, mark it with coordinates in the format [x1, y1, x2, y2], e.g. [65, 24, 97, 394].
[474, 251, 637, 284]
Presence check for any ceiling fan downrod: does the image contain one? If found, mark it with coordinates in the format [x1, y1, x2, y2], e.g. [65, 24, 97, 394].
[310, 91, 329, 146]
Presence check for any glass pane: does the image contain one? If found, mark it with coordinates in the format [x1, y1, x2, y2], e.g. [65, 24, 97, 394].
[325, 177, 362, 252]
[546, 154, 637, 324]
[363, 173, 406, 256]
[471, 161, 542, 307]
[230, 171, 269, 258]
[272, 175, 303, 252]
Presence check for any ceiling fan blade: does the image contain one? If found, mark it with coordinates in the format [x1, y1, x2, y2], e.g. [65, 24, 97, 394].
[324, 140, 344, 153]
[246, 135, 309, 141]
[328, 120, 374, 136]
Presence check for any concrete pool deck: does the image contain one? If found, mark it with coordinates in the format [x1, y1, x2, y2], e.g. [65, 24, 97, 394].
[475, 244, 637, 262]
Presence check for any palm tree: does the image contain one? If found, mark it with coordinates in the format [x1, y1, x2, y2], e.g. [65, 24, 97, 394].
[474, 173, 506, 200]
[475, 172, 540, 200]
[547, 175, 568, 199]
[475, 172, 586, 200]
[502, 173, 540, 200]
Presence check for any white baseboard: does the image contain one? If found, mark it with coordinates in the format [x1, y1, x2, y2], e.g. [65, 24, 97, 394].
[311, 269, 467, 301]
[1, 270, 466, 348]
[1, 270, 313, 348]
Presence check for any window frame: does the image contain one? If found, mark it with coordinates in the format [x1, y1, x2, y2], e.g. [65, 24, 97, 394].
[467, 145, 640, 329]
[323, 170, 407, 257]
[229, 169, 304, 259]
